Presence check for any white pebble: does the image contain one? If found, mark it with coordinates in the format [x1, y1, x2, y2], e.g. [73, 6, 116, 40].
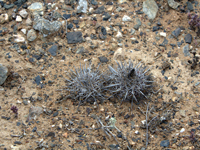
[130, 37, 136, 41]
[135, 130, 139, 134]
[21, 29, 26, 34]
[160, 32, 166, 37]
[16, 15, 22, 22]
[116, 31, 122, 38]
[19, 9, 28, 18]
[141, 120, 146, 125]
[14, 34, 25, 43]
[180, 128, 185, 133]
[122, 15, 131, 22]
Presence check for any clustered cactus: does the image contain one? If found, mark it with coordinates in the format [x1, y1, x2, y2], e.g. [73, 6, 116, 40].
[105, 61, 154, 109]
[63, 60, 155, 110]
[64, 64, 108, 110]
[187, 12, 200, 36]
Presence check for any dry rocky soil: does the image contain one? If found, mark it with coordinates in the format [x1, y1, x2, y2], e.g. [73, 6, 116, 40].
[0, 0, 200, 149]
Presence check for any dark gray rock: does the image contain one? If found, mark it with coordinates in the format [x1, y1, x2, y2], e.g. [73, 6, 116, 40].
[53, 111, 58, 117]
[65, 0, 76, 5]
[73, 20, 79, 24]
[23, 100, 28, 105]
[106, 1, 113, 5]
[103, 12, 111, 21]
[32, 127, 37, 132]
[4, 4, 14, 9]
[183, 44, 190, 57]
[99, 32, 107, 40]
[14, 141, 22, 145]
[160, 140, 170, 147]
[63, 14, 71, 19]
[186, 1, 193, 11]
[91, 0, 98, 5]
[35, 75, 41, 85]
[152, 26, 160, 32]
[172, 27, 181, 39]
[47, 132, 55, 137]
[101, 26, 107, 35]
[67, 23, 73, 29]
[0, 64, 8, 85]
[17, 122, 21, 126]
[98, 56, 108, 63]
[184, 34, 192, 44]
[66, 32, 83, 44]
[177, 42, 182, 47]
[48, 45, 58, 56]
[94, 6, 105, 14]
[108, 144, 120, 149]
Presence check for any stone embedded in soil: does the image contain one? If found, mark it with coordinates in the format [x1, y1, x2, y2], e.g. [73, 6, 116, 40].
[28, 2, 44, 16]
[172, 27, 181, 39]
[48, 44, 58, 56]
[47, 132, 55, 137]
[63, 14, 71, 19]
[19, 9, 28, 18]
[184, 34, 192, 44]
[77, 0, 88, 13]
[67, 23, 73, 29]
[76, 46, 88, 54]
[152, 26, 160, 32]
[27, 29, 37, 42]
[179, 110, 186, 117]
[101, 26, 107, 35]
[0, 14, 9, 24]
[94, 6, 105, 14]
[27, 106, 43, 122]
[183, 44, 190, 57]
[65, 0, 76, 5]
[160, 140, 170, 148]
[14, 141, 22, 145]
[91, 0, 98, 5]
[33, 14, 62, 37]
[186, 1, 193, 11]
[159, 38, 168, 47]
[113, 48, 125, 60]
[53, 111, 58, 117]
[108, 144, 120, 149]
[35, 75, 41, 85]
[103, 12, 111, 21]
[66, 32, 83, 44]
[0, 64, 8, 85]
[134, 18, 142, 30]
[168, 0, 180, 9]
[143, 0, 158, 20]
[32, 127, 37, 132]
[98, 56, 108, 63]
[23, 100, 28, 105]
[4, 3, 14, 9]
[122, 15, 131, 22]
